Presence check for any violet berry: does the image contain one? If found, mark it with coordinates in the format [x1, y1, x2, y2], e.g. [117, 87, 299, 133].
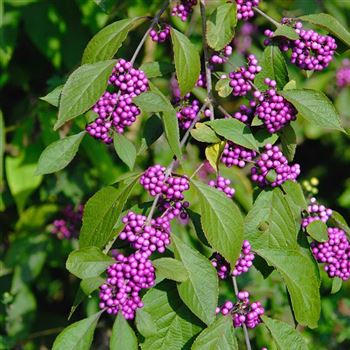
[221, 142, 257, 168]
[208, 176, 235, 198]
[251, 144, 301, 187]
[149, 24, 171, 43]
[177, 99, 200, 130]
[336, 59, 350, 88]
[171, 0, 197, 22]
[236, 0, 260, 21]
[302, 197, 333, 228]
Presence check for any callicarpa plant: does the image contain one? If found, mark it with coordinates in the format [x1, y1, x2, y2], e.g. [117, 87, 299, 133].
[32, 0, 350, 349]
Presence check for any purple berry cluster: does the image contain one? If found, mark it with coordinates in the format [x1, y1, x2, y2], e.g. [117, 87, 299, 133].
[177, 99, 200, 130]
[336, 59, 350, 88]
[208, 176, 235, 198]
[233, 23, 256, 54]
[254, 79, 297, 133]
[216, 291, 264, 329]
[210, 45, 233, 65]
[311, 227, 350, 281]
[229, 54, 262, 97]
[251, 144, 300, 187]
[86, 59, 148, 143]
[149, 24, 171, 43]
[119, 212, 171, 255]
[211, 240, 255, 279]
[221, 142, 257, 168]
[302, 197, 333, 228]
[264, 21, 337, 71]
[236, 0, 260, 21]
[171, 0, 197, 21]
[50, 204, 83, 240]
[99, 251, 155, 319]
[232, 103, 255, 124]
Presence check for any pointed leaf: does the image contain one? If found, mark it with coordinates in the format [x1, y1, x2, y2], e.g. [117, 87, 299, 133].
[192, 316, 238, 350]
[152, 258, 189, 282]
[135, 309, 158, 337]
[162, 110, 182, 159]
[262, 315, 309, 350]
[113, 133, 136, 170]
[82, 18, 143, 64]
[52, 311, 103, 350]
[66, 247, 114, 279]
[171, 28, 200, 95]
[40, 85, 63, 107]
[35, 131, 86, 175]
[191, 123, 221, 143]
[278, 124, 297, 161]
[56, 60, 116, 129]
[273, 25, 299, 40]
[139, 61, 174, 78]
[172, 235, 218, 325]
[110, 312, 138, 350]
[279, 89, 345, 132]
[191, 180, 244, 266]
[205, 142, 224, 172]
[306, 220, 328, 242]
[206, 3, 237, 51]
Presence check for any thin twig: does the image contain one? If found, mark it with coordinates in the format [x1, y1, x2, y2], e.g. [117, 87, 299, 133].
[217, 105, 232, 118]
[130, 0, 170, 65]
[190, 162, 205, 180]
[232, 276, 252, 350]
[199, 0, 214, 121]
[253, 7, 280, 27]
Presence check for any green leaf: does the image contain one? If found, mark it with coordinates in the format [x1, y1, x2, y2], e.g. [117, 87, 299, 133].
[80, 276, 105, 295]
[110, 312, 138, 350]
[172, 235, 218, 325]
[205, 142, 225, 172]
[162, 110, 182, 159]
[35, 131, 86, 175]
[274, 25, 299, 40]
[113, 133, 136, 170]
[191, 180, 244, 266]
[40, 85, 63, 107]
[206, 119, 259, 151]
[331, 277, 342, 294]
[66, 247, 114, 279]
[192, 316, 238, 350]
[283, 80, 297, 91]
[255, 45, 289, 91]
[135, 309, 158, 337]
[215, 78, 233, 98]
[253, 129, 279, 148]
[0, 111, 4, 211]
[282, 180, 307, 210]
[140, 281, 204, 350]
[278, 124, 297, 161]
[257, 248, 321, 328]
[306, 220, 328, 242]
[262, 315, 309, 350]
[328, 210, 350, 236]
[206, 3, 237, 51]
[82, 18, 143, 64]
[56, 60, 116, 129]
[279, 89, 345, 132]
[245, 188, 298, 249]
[299, 13, 350, 47]
[170, 28, 200, 96]
[191, 123, 221, 143]
[143, 115, 164, 147]
[133, 91, 173, 113]
[139, 61, 174, 78]
[79, 173, 140, 248]
[52, 311, 102, 350]
[152, 258, 189, 282]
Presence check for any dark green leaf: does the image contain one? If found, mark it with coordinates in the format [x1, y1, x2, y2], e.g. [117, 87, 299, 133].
[110, 312, 138, 350]
[206, 119, 259, 150]
[191, 180, 244, 266]
[82, 18, 143, 64]
[143, 115, 163, 147]
[66, 247, 114, 279]
[170, 28, 201, 95]
[191, 123, 221, 143]
[35, 131, 86, 175]
[52, 311, 102, 350]
[80, 276, 105, 295]
[278, 124, 297, 161]
[192, 316, 238, 350]
[206, 3, 237, 51]
[152, 258, 189, 282]
[162, 110, 182, 159]
[255, 45, 289, 91]
[56, 60, 116, 129]
[306, 220, 328, 242]
[253, 129, 279, 147]
[274, 25, 299, 40]
[299, 13, 350, 47]
[172, 235, 218, 325]
[140, 281, 204, 350]
[262, 315, 309, 350]
[40, 85, 63, 107]
[139, 61, 174, 78]
[279, 89, 345, 132]
[113, 133, 136, 170]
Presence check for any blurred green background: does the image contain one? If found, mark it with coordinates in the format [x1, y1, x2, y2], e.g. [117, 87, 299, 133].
[1, 0, 350, 349]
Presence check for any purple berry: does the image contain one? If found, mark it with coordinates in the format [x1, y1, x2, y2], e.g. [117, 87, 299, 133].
[236, 0, 260, 21]
[336, 59, 350, 88]
[208, 176, 235, 198]
[171, 0, 197, 21]
[221, 142, 257, 168]
[149, 24, 171, 43]
[302, 197, 333, 228]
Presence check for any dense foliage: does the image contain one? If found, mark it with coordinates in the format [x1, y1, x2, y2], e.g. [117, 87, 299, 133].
[2, 0, 350, 349]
